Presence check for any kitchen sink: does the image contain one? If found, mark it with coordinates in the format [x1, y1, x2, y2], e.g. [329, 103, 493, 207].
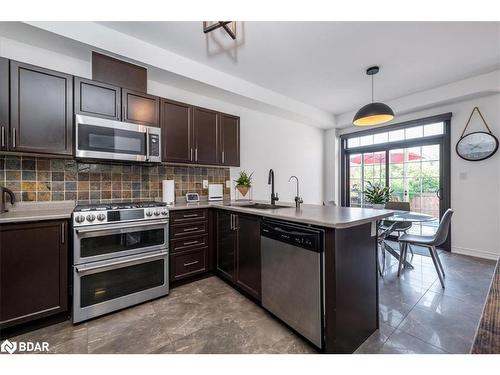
[230, 203, 289, 210]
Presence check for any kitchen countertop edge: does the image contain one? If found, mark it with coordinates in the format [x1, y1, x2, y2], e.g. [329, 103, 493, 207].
[168, 201, 394, 229]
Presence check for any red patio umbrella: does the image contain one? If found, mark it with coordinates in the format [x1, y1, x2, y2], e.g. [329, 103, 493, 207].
[350, 152, 423, 165]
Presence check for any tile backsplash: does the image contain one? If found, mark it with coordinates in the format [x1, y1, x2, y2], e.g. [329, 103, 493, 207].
[0, 155, 230, 204]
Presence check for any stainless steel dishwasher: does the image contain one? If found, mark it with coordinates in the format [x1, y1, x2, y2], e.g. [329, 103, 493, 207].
[260, 219, 324, 349]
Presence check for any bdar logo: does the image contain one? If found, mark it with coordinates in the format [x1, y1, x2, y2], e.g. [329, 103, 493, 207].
[1, 339, 17, 354]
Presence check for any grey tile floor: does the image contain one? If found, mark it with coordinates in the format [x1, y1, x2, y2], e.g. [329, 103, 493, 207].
[355, 245, 496, 354]
[8, 247, 496, 354]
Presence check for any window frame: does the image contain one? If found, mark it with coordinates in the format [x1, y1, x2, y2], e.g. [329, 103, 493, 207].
[340, 113, 452, 250]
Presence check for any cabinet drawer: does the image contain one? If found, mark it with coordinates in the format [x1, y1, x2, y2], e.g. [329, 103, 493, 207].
[171, 221, 208, 238]
[170, 209, 208, 224]
[171, 234, 209, 254]
[170, 248, 207, 281]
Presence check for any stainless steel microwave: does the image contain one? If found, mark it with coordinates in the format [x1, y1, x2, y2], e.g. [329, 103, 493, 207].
[75, 114, 161, 163]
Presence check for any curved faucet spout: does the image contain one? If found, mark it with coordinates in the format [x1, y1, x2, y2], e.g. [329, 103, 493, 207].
[288, 175, 303, 208]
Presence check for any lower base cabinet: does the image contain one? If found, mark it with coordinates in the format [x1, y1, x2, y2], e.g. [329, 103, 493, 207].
[0, 220, 68, 329]
[170, 248, 208, 281]
[216, 211, 261, 300]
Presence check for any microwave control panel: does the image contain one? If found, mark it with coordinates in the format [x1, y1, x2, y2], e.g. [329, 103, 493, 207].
[149, 134, 160, 156]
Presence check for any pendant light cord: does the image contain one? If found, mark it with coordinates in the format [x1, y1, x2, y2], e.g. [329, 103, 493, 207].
[371, 74, 374, 103]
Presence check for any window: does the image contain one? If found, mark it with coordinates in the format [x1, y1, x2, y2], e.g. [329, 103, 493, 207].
[340, 113, 451, 249]
[345, 122, 444, 151]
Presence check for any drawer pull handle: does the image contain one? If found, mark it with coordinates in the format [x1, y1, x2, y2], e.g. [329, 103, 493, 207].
[183, 214, 199, 218]
[183, 227, 199, 232]
[184, 240, 199, 245]
[183, 260, 199, 267]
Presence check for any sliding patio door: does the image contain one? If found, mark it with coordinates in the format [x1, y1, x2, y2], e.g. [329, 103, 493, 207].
[341, 114, 451, 249]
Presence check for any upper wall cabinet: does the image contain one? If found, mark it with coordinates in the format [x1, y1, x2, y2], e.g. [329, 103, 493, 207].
[10, 61, 73, 155]
[0, 58, 8, 151]
[74, 77, 121, 121]
[122, 88, 160, 127]
[220, 113, 240, 167]
[161, 99, 193, 163]
[193, 107, 219, 165]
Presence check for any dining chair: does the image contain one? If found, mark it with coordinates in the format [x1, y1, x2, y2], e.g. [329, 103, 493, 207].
[377, 222, 396, 277]
[397, 209, 453, 288]
[380, 201, 414, 256]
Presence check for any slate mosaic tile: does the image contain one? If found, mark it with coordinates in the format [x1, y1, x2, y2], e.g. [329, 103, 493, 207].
[1, 156, 230, 203]
[36, 158, 51, 171]
[22, 171, 36, 180]
[6, 156, 21, 170]
[51, 172, 65, 181]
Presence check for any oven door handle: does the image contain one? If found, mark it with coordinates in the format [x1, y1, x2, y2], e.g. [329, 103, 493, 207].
[75, 220, 169, 235]
[75, 251, 168, 275]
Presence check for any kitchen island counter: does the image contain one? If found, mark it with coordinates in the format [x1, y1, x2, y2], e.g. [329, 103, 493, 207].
[168, 200, 393, 229]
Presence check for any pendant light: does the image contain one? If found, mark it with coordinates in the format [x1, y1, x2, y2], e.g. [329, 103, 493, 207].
[352, 66, 394, 126]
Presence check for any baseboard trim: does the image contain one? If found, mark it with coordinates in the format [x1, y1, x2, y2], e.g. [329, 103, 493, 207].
[452, 246, 499, 261]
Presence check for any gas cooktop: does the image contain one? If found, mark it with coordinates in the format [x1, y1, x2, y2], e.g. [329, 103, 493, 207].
[73, 201, 168, 226]
[74, 201, 167, 212]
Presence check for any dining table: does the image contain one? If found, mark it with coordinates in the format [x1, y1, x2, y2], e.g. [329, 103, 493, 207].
[381, 210, 437, 269]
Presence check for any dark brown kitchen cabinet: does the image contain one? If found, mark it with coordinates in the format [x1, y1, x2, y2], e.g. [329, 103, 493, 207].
[216, 211, 236, 281]
[0, 220, 69, 329]
[193, 107, 219, 164]
[169, 209, 210, 283]
[220, 113, 240, 167]
[0, 57, 8, 151]
[216, 211, 261, 300]
[161, 99, 193, 163]
[122, 88, 159, 127]
[74, 77, 121, 120]
[235, 214, 261, 299]
[10, 61, 73, 155]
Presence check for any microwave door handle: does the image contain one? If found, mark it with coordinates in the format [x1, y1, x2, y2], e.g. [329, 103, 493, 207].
[145, 127, 150, 161]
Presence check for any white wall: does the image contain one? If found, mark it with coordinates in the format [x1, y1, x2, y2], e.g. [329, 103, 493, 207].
[334, 94, 500, 260]
[0, 28, 325, 205]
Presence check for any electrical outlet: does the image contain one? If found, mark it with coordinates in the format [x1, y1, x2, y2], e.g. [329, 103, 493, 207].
[226, 180, 231, 188]
[203, 180, 209, 189]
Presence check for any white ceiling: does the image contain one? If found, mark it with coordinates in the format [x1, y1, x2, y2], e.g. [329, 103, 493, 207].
[99, 21, 500, 116]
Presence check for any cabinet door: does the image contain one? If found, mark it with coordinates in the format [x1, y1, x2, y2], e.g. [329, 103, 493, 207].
[0, 220, 68, 329]
[0, 57, 8, 151]
[193, 107, 219, 164]
[10, 61, 73, 155]
[161, 99, 193, 163]
[74, 77, 121, 120]
[220, 113, 240, 166]
[216, 211, 236, 281]
[236, 214, 261, 299]
[122, 88, 160, 127]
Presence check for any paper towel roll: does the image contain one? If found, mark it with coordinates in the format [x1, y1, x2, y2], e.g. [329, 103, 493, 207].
[162, 180, 175, 204]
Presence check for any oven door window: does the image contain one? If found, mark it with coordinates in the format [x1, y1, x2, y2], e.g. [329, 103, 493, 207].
[80, 259, 165, 307]
[78, 124, 146, 155]
[80, 228, 165, 258]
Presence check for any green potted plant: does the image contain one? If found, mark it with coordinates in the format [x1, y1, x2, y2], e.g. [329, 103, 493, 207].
[234, 171, 253, 197]
[364, 181, 392, 208]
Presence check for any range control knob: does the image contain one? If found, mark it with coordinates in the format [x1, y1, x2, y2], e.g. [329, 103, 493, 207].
[146, 211, 153, 217]
[160, 209, 168, 216]
[153, 210, 160, 216]
[75, 215, 85, 223]
[97, 213, 106, 221]
[86, 214, 96, 222]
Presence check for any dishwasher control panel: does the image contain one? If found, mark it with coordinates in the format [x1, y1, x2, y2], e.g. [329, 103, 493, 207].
[261, 220, 322, 252]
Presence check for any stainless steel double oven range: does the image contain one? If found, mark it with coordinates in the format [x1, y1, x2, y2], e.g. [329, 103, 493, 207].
[72, 201, 169, 323]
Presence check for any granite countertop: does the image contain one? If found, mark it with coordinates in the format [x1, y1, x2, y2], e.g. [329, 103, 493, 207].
[168, 200, 394, 229]
[471, 258, 500, 354]
[0, 201, 75, 224]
